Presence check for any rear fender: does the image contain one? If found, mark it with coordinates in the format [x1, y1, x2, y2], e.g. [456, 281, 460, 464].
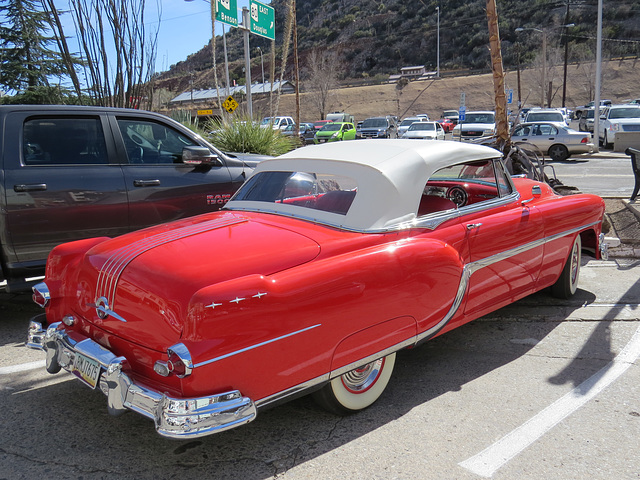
[329, 315, 417, 378]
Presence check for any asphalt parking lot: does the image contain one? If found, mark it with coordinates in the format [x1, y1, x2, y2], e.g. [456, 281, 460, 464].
[1, 256, 639, 479]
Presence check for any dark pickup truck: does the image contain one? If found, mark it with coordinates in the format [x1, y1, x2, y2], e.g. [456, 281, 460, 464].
[0, 105, 267, 292]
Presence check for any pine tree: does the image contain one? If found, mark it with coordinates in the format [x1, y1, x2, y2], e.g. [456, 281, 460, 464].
[0, 0, 64, 93]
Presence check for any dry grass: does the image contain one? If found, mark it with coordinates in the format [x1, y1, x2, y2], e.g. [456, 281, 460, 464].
[255, 58, 639, 122]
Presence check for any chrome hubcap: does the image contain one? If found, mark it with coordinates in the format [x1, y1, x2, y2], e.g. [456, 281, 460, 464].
[341, 358, 384, 393]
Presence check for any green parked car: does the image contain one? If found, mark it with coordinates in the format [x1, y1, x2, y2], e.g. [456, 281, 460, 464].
[314, 122, 357, 143]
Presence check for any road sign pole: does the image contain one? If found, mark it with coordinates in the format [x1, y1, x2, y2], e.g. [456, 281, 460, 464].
[242, 7, 253, 117]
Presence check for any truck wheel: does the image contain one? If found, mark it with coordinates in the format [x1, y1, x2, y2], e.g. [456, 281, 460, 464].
[312, 353, 396, 415]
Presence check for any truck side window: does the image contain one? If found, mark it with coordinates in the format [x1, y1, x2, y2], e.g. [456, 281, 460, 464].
[117, 118, 198, 164]
[22, 117, 108, 165]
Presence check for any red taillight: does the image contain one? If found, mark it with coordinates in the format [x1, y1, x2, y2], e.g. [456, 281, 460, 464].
[167, 352, 187, 377]
[154, 343, 193, 378]
[32, 282, 50, 308]
[581, 137, 588, 143]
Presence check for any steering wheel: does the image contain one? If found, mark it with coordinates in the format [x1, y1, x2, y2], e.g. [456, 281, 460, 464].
[447, 186, 468, 207]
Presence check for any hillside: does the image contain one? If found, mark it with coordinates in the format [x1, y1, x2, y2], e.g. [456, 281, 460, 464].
[249, 58, 638, 122]
[156, 0, 640, 94]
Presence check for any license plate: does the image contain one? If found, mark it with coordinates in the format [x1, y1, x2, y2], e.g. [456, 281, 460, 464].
[72, 352, 101, 389]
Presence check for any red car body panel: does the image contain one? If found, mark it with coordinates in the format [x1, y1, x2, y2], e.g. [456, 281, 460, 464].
[29, 140, 606, 438]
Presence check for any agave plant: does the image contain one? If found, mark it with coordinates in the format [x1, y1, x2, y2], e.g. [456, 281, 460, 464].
[206, 114, 299, 156]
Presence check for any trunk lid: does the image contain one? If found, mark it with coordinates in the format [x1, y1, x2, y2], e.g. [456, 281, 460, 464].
[73, 212, 320, 351]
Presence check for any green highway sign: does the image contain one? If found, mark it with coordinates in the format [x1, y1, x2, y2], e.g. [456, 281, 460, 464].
[216, 0, 238, 27]
[249, 0, 275, 41]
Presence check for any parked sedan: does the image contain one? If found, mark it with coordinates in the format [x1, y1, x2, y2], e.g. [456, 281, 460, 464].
[314, 122, 357, 143]
[511, 122, 593, 161]
[27, 140, 607, 439]
[402, 121, 445, 140]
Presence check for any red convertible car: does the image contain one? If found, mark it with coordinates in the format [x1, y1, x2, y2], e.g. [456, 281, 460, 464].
[27, 140, 607, 439]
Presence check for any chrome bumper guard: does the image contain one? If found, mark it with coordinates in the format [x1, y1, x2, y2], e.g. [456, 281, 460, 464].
[27, 321, 257, 439]
[599, 233, 609, 261]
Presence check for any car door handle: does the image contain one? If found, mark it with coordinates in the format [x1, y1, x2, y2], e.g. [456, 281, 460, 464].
[133, 179, 161, 187]
[549, 137, 555, 140]
[466, 223, 483, 230]
[14, 183, 47, 192]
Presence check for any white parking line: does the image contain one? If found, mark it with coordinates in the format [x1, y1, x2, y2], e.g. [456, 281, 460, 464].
[0, 360, 45, 375]
[459, 324, 640, 478]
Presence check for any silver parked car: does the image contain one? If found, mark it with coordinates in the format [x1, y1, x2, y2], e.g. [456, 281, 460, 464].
[401, 121, 445, 140]
[511, 122, 593, 161]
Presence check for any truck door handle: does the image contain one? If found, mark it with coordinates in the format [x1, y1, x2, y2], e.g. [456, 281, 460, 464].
[133, 179, 161, 187]
[466, 223, 483, 230]
[14, 183, 47, 192]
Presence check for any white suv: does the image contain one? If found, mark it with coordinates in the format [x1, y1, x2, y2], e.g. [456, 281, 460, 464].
[525, 109, 568, 126]
[599, 104, 640, 149]
[260, 116, 295, 130]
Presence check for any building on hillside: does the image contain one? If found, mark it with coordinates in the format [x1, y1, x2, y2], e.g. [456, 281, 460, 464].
[388, 66, 438, 84]
[170, 81, 295, 106]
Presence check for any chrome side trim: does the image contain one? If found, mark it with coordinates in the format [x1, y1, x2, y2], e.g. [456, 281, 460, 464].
[193, 324, 322, 369]
[228, 192, 522, 234]
[27, 323, 256, 439]
[414, 220, 601, 343]
[255, 373, 329, 409]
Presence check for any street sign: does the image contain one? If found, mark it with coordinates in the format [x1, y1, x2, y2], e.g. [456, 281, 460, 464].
[460, 92, 466, 108]
[216, 0, 238, 27]
[197, 109, 214, 116]
[223, 95, 239, 113]
[459, 106, 466, 122]
[249, 0, 275, 41]
[507, 88, 513, 104]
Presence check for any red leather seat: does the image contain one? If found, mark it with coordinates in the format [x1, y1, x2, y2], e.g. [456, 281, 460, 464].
[418, 195, 456, 216]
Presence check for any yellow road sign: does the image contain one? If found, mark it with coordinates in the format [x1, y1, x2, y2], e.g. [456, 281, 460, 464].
[197, 109, 213, 116]
[223, 96, 239, 113]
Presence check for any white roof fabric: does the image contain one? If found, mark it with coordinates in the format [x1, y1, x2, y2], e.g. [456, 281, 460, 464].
[228, 139, 501, 231]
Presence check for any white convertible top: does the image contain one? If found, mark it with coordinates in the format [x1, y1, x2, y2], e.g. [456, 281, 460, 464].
[228, 139, 501, 231]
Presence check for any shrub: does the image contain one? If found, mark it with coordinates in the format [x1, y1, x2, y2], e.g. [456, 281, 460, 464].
[205, 114, 299, 155]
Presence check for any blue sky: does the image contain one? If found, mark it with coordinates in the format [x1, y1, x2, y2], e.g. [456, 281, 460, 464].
[154, 0, 255, 72]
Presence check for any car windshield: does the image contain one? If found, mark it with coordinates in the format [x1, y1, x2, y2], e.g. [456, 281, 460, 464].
[320, 123, 342, 132]
[230, 171, 358, 216]
[527, 112, 563, 122]
[260, 117, 274, 125]
[608, 107, 640, 119]
[363, 118, 387, 128]
[408, 123, 435, 131]
[400, 119, 420, 127]
[464, 113, 495, 123]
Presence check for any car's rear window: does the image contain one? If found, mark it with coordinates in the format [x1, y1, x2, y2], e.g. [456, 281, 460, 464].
[231, 171, 358, 215]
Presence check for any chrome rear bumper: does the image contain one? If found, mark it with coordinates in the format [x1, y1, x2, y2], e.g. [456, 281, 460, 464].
[27, 321, 257, 439]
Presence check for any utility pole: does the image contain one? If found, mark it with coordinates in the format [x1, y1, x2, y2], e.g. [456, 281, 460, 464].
[561, 1, 571, 108]
[292, 0, 300, 133]
[241, 7, 252, 117]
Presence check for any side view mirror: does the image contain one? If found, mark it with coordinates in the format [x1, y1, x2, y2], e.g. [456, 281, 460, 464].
[522, 184, 542, 205]
[182, 146, 221, 166]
